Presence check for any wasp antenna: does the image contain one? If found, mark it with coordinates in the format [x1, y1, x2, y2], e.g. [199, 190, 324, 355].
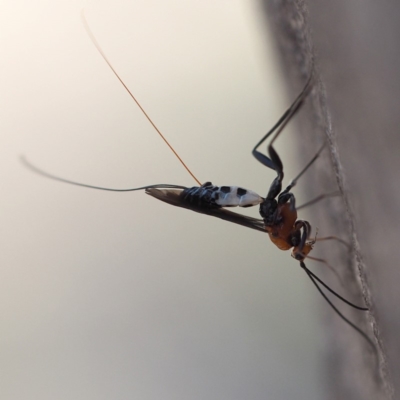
[20, 156, 187, 192]
[302, 263, 377, 356]
[81, 9, 201, 186]
[300, 261, 368, 311]
[305, 255, 345, 288]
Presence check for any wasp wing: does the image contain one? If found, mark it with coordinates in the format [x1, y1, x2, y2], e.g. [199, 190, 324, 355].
[146, 188, 266, 233]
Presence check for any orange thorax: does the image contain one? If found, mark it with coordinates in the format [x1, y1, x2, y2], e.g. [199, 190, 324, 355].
[265, 202, 297, 250]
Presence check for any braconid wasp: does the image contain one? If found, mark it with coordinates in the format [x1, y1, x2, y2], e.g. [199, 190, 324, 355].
[22, 11, 376, 354]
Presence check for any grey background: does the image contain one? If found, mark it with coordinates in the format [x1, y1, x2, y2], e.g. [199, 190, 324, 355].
[1, 1, 327, 399]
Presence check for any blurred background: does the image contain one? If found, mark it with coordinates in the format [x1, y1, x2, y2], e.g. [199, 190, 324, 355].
[1, 1, 326, 399]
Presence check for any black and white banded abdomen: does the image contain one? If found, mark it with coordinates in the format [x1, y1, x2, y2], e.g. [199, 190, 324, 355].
[181, 182, 263, 208]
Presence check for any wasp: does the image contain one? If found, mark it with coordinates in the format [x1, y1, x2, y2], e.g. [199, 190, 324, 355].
[22, 13, 375, 353]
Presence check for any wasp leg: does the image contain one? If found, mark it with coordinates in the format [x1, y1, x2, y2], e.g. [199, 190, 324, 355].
[315, 236, 351, 250]
[252, 72, 313, 173]
[292, 220, 312, 257]
[296, 191, 340, 210]
[277, 191, 296, 211]
[286, 143, 326, 191]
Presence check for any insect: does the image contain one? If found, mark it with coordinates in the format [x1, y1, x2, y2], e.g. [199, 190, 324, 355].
[22, 13, 375, 353]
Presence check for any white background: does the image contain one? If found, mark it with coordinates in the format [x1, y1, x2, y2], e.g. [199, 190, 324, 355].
[1, 1, 325, 399]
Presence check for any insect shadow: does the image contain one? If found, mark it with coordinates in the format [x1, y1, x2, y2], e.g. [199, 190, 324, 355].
[21, 12, 376, 354]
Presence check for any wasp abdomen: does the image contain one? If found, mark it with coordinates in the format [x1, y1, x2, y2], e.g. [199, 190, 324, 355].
[181, 182, 263, 208]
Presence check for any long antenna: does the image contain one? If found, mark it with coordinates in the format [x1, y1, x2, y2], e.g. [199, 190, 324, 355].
[301, 263, 368, 311]
[300, 261, 376, 353]
[81, 10, 201, 186]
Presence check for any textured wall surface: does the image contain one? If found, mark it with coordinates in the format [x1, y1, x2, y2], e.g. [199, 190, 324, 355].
[262, 1, 398, 399]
